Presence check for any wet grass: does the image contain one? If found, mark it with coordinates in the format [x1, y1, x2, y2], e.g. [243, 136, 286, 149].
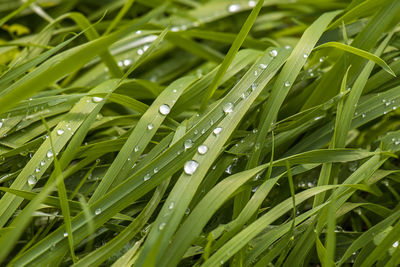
[0, 0, 400, 266]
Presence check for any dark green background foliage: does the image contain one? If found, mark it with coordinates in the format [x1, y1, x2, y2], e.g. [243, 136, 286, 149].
[0, 0, 399, 266]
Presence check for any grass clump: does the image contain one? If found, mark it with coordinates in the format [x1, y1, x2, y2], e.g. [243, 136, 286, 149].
[0, 0, 400, 266]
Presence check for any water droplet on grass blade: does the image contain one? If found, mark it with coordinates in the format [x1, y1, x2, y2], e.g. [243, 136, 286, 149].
[269, 49, 278, 57]
[28, 175, 37, 186]
[213, 127, 223, 136]
[147, 123, 154, 130]
[198, 145, 208, 155]
[92, 97, 103, 103]
[159, 104, 171, 115]
[159, 222, 166, 230]
[169, 202, 175, 209]
[57, 129, 64, 136]
[223, 102, 234, 114]
[47, 150, 54, 158]
[95, 208, 102, 215]
[144, 173, 151, 181]
[184, 140, 193, 149]
[284, 81, 291, 87]
[184, 160, 199, 175]
[228, 4, 241, 12]
[248, 0, 256, 7]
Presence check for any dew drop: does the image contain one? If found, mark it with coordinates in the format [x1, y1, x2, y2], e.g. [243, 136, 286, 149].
[223, 102, 234, 114]
[284, 81, 291, 87]
[248, 0, 256, 7]
[159, 104, 171, 115]
[173, 89, 177, 93]
[254, 70, 258, 76]
[393, 241, 399, 248]
[241, 92, 246, 100]
[251, 83, 256, 91]
[159, 222, 166, 230]
[136, 30, 142, 34]
[269, 49, 278, 57]
[95, 208, 102, 215]
[185, 208, 190, 215]
[228, 3, 241, 12]
[169, 202, 175, 209]
[303, 53, 309, 59]
[134, 145, 139, 152]
[284, 45, 291, 49]
[225, 165, 233, 174]
[259, 63, 267, 69]
[184, 160, 199, 175]
[184, 139, 193, 149]
[201, 129, 206, 134]
[137, 49, 144, 55]
[361, 113, 366, 118]
[63, 232, 68, 237]
[198, 145, 208, 155]
[47, 150, 54, 158]
[57, 129, 64, 136]
[123, 59, 132, 66]
[194, 130, 199, 135]
[213, 127, 223, 136]
[147, 123, 154, 130]
[154, 167, 159, 173]
[144, 173, 151, 181]
[0, 122, 2, 129]
[27, 175, 37, 186]
[40, 160, 46, 166]
[92, 97, 103, 103]
[35, 167, 40, 173]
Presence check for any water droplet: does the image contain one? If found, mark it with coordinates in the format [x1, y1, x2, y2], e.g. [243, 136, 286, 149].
[254, 70, 258, 76]
[63, 232, 68, 237]
[171, 26, 179, 32]
[303, 53, 309, 58]
[284, 81, 291, 87]
[95, 208, 102, 215]
[393, 106, 397, 110]
[28, 175, 37, 186]
[47, 150, 54, 158]
[314, 116, 323, 121]
[248, 0, 256, 7]
[154, 167, 159, 173]
[40, 160, 46, 166]
[184, 160, 199, 175]
[159, 104, 171, 115]
[147, 123, 154, 130]
[185, 208, 190, 215]
[198, 145, 208, 155]
[269, 49, 278, 57]
[319, 56, 325, 62]
[173, 89, 177, 93]
[136, 30, 142, 34]
[223, 102, 234, 114]
[225, 165, 233, 174]
[251, 83, 256, 91]
[123, 59, 132, 66]
[194, 130, 198, 135]
[35, 167, 40, 173]
[184, 139, 193, 149]
[252, 128, 258, 134]
[259, 63, 267, 69]
[137, 49, 144, 55]
[0, 122, 2, 129]
[92, 97, 103, 103]
[228, 3, 241, 12]
[213, 127, 223, 136]
[57, 129, 64, 136]
[159, 222, 166, 230]
[144, 173, 151, 181]
[241, 92, 246, 99]
[393, 241, 399, 248]
[285, 45, 291, 49]
[361, 113, 366, 118]
[169, 202, 175, 209]
[134, 145, 139, 152]
[201, 128, 206, 134]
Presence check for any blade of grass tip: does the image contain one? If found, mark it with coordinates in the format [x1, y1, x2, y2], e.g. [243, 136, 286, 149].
[41, 117, 77, 263]
[199, 0, 264, 110]
[314, 42, 396, 76]
[234, 10, 341, 219]
[103, 0, 136, 35]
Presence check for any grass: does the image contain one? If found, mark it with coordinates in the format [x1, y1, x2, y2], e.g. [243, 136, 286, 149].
[0, 0, 399, 266]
